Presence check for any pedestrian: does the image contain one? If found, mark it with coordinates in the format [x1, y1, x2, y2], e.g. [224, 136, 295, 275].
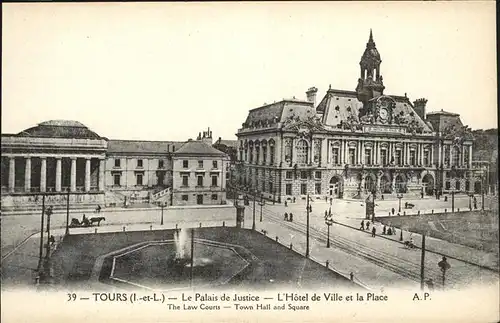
[397, 212, 401, 216]
[330, 197, 333, 205]
[393, 226, 397, 235]
[284, 212, 288, 221]
[387, 227, 392, 235]
[308, 205, 312, 213]
[293, 197, 296, 203]
[421, 191, 424, 199]
[284, 200, 288, 207]
[391, 207, 395, 215]
[289, 213, 293, 222]
[360, 220, 365, 231]
[49, 235, 55, 245]
[325, 196, 328, 203]
[383, 225, 386, 235]
[381, 194, 384, 200]
[426, 279, 435, 291]
[366, 221, 370, 230]
[371, 226, 376, 237]
[325, 210, 328, 218]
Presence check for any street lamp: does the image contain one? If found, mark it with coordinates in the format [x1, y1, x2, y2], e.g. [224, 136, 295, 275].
[325, 215, 334, 248]
[438, 256, 451, 289]
[397, 193, 403, 213]
[468, 193, 472, 211]
[252, 190, 257, 230]
[159, 201, 167, 225]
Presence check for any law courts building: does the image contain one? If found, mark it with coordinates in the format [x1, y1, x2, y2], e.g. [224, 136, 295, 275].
[234, 31, 484, 202]
[1, 121, 229, 211]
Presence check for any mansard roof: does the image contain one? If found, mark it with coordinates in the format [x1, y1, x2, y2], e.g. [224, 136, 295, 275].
[242, 100, 315, 129]
[173, 139, 227, 157]
[107, 139, 182, 155]
[318, 90, 433, 134]
[17, 120, 102, 139]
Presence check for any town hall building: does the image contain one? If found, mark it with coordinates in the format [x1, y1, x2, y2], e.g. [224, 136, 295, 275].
[234, 31, 483, 202]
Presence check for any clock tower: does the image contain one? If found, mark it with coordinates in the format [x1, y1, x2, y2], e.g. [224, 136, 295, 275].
[355, 30, 385, 105]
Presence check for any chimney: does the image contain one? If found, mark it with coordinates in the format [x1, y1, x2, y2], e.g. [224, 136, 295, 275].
[199, 127, 213, 145]
[306, 87, 318, 106]
[413, 98, 428, 120]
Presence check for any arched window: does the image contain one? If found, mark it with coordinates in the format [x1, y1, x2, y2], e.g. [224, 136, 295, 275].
[296, 140, 309, 164]
[452, 146, 460, 166]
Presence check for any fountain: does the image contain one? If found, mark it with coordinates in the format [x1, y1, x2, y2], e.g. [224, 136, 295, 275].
[167, 228, 214, 278]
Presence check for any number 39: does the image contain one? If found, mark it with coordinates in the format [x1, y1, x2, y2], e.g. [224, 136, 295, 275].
[67, 293, 77, 301]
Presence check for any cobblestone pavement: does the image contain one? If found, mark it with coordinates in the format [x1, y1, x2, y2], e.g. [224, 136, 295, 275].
[240, 196, 499, 291]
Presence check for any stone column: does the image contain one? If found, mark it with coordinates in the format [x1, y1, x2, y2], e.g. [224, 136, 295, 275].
[25, 157, 31, 192]
[437, 142, 442, 168]
[40, 157, 47, 192]
[361, 141, 365, 165]
[468, 145, 473, 169]
[8, 157, 15, 192]
[320, 139, 327, 167]
[449, 145, 453, 167]
[85, 158, 91, 192]
[55, 157, 62, 192]
[99, 159, 105, 191]
[70, 157, 77, 192]
[343, 141, 347, 164]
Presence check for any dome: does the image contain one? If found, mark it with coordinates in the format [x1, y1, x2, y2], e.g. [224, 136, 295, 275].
[17, 120, 101, 139]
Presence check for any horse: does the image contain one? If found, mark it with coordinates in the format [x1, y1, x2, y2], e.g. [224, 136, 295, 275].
[89, 217, 105, 226]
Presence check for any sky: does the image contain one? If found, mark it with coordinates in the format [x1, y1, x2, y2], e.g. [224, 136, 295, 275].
[2, 2, 497, 141]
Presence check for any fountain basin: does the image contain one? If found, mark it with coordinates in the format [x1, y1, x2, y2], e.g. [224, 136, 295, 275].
[105, 239, 250, 290]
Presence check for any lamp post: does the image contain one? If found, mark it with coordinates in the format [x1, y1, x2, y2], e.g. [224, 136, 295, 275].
[468, 193, 472, 211]
[325, 215, 334, 248]
[438, 256, 451, 289]
[45, 205, 53, 259]
[159, 201, 167, 225]
[37, 195, 46, 273]
[252, 190, 257, 230]
[305, 194, 310, 258]
[397, 193, 403, 213]
[65, 189, 70, 235]
[259, 194, 264, 222]
[451, 189, 455, 213]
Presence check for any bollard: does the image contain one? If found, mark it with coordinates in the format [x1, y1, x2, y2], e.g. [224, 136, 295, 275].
[431, 209, 434, 214]
[457, 208, 460, 212]
[276, 236, 279, 242]
[445, 209, 447, 213]
[399, 229, 403, 241]
[389, 212, 391, 216]
[199, 223, 202, 228]
[326, 260, 329, 268]
[350, 272, 354, 281]
[123, 226, 126, 232]
[150, 225, 152, 231]
[94, 228, 97, 234]
[403, 211, 406, 216]
[222, 221, 225, 227]
[417, 210, 420, 216]
[289, 243, 293, 250]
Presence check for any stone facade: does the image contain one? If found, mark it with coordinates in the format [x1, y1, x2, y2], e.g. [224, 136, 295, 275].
[1, 123, 229, 210]
[171, 139, 229, 206]
[235, 31, 482, 202]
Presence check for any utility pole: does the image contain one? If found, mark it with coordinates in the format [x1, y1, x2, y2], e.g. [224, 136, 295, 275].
[65, 189, 70, 235]
[420, 234, 426, 291]
[38, 195, 45, 272]
[252, 190, 256, 230]
[451, 190, 455, 213]
[45, 206, 52, 259]
[306, 193, 310, 258]
[189, 228, 195, 288]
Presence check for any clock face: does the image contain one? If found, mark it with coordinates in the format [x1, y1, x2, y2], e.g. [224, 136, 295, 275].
[379, 108, 388, 120]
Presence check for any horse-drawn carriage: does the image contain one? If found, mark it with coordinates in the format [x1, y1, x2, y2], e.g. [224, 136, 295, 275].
[69, 216, 106, 228]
